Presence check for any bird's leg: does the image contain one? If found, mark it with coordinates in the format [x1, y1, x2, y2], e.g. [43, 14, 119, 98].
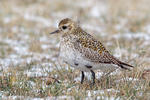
[81, 71, 85, 84]
[90, 70, 95, 85]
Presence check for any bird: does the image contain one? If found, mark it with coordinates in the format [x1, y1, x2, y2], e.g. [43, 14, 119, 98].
[50, 18, 133, 85]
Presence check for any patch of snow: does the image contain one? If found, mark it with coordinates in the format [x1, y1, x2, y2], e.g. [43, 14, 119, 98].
[24, 13, 51, 27]
[14, 46, 28, 55]
[24, 68, 48, 77]
[3, 16, 13, 23]
[113, 47, 139, 59]
[0, 38, 32, 68]
[142, 57, 150, 62]
[41, 63, 54, 72]
[96, 71, 103, 79]
[115, 18, 128, 31]
[90, 6, 101, 17]
[4, 39, 29, 55]
[113, 32, 150, 41]
[40, 36, 48, 42]
[127, 77, 139, 81]
[11, 26, 18, 33]
[144, 25, 150, 34]
[75, 0, 92, 8]
[24, 62, 54, 77]
[41, 44, 49, 50]
[90, 5, 107, 18]
[113, 48, 128, 58]
[51, 12, 72, 22]
[96, 96, 120, 100]
[87, 89, 120, 97]
[143, 41, 150, 46]
[0, 95, 75, 100]
[82, 24, 103, 33]
[116, 77, 139, 83]
[0, 57, 24, 68]
[0, 28, 2, 33]
[74, 76, 81, 82]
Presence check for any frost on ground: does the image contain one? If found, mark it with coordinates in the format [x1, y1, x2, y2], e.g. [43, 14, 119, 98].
[0, 0, 150, 99]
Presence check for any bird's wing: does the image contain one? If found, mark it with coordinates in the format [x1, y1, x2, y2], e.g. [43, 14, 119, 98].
[73, 32, 133, 70]
[73, 33, 113, 64]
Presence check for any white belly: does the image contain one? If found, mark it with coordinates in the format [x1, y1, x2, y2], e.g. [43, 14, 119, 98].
[59, 45, 118, 72]
[59, 45, 76, 67]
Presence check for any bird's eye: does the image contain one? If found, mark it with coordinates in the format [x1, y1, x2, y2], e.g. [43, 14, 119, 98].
[62, 26, 67, 30]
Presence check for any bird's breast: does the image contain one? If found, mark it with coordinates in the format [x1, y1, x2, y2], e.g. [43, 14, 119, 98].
[59, 40, 91, 71]
[59, 39, 76, 66]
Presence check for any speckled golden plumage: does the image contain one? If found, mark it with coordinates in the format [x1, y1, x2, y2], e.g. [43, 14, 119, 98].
[50, 18, 133, 85]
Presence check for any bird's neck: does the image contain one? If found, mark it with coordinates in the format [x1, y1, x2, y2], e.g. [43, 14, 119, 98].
[71, 27, 83, 35]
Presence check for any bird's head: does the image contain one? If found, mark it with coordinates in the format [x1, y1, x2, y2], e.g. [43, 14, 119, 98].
[50, 18, 78, 35]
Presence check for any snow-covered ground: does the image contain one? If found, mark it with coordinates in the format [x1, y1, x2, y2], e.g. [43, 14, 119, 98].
[0, 0, 150, 99]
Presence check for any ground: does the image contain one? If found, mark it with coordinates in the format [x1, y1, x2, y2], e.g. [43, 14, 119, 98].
[0, 0, 150, 99]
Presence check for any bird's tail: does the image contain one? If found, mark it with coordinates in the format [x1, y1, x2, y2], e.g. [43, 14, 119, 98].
[107, 54, 134, 70]
[117, 60, 134, 70]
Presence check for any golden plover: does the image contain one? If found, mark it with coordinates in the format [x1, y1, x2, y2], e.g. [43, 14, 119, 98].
[50, 18, 133, 85]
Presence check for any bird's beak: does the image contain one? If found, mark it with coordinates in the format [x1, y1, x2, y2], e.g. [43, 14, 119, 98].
[50, 29, 60, 34]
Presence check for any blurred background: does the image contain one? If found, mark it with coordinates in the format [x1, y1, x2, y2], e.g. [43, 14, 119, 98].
[0, 0, 150, 99]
